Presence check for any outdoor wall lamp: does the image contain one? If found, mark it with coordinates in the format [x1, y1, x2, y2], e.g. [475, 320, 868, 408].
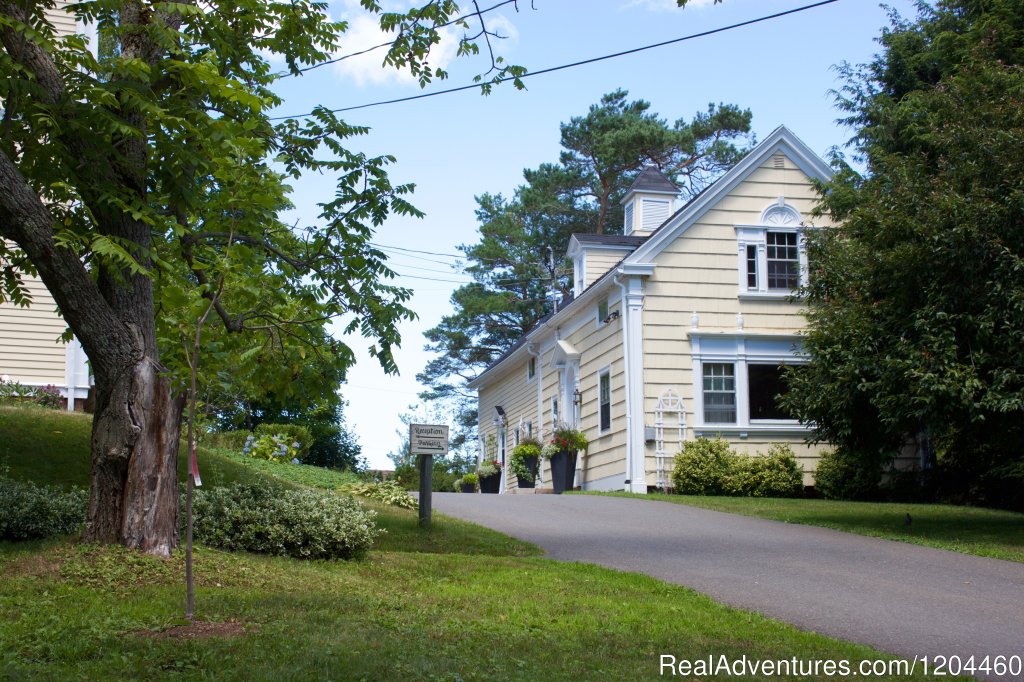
[573, 388, 582, 410]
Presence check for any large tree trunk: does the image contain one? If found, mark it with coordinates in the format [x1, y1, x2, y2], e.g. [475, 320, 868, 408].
[86, 357, 185, 555]
[0, 0, 188, 557]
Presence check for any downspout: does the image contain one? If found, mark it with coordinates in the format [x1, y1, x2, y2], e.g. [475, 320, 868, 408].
[526, 343, 544, 486]
[613, 275, 633, 491]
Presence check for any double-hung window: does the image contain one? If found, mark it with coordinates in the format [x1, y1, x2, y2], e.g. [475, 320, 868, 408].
[766, 231, 799, 291]
[736, 200, 806, 297]
[598, 370, 611, 432]
[698, 360, 797, 426]
[692, 334, 805, 431]
[702, 363, 736, 424]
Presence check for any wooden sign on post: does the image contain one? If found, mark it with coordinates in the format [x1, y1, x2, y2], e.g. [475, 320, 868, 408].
[410, 424, 449, 528]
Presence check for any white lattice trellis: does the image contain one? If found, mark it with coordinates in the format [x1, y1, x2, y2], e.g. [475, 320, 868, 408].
[654, 388, 686, 489]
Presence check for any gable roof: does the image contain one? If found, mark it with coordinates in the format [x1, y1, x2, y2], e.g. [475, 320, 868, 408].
[467, 126, 832, 390]
[628, 126, 832, 263]
[624, 166, 679, 196]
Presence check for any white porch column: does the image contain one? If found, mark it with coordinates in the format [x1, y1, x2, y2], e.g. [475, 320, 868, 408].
[623, 276, 648, 493]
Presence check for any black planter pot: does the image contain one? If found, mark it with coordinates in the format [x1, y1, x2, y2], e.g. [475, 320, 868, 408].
[549, 450, 578, 494]
[479, 473, 500, 494]
[459, 482, 476, 494]
[516, 455, 539, 489]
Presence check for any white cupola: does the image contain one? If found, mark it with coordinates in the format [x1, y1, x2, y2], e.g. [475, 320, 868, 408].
[621, 166, 680, 237]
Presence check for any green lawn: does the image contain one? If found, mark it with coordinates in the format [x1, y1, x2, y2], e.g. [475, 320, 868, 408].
[578, 491, 1024, 563]
[0, 539, 966, 681]
[0, 405, 972, 679]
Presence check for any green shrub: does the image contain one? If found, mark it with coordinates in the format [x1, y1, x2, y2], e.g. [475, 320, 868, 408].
[205, 430, 250, 451]
[725, 444, 804, 498]
[458, 473, 479, 491]
[255, 423, 313, 458]
[190, 483, 381, 560]
[244, 433, 301, 463]
[670, 437, 735, 495]
[339, 480, 417, 510]
[814, 448, 884, 501]
[0, 475, 88, 540]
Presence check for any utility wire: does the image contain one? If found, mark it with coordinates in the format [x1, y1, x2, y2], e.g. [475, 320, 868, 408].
[371, 241, 552, 266]
[270, 0, 840, 121]
[371, 241, 463, 259]
[281, 0, 524, 78]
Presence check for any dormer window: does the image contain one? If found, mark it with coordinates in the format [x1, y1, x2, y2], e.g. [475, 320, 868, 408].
[736, 198, 807, 298]
[621, 167, 679, 237]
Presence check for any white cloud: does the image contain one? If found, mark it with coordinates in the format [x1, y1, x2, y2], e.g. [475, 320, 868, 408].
[329, 4, 519, 87]
[331, 10, 459, 87]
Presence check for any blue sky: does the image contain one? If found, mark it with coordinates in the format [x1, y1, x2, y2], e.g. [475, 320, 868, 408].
[273, 0, 918, 470]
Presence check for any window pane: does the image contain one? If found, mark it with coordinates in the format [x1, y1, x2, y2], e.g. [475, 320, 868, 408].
[703, 363, 736, 423]
[746, 244, 758, 289]
[748, 364, 794, 420]
[767, 232, 799, 290]
[599, 372, 611, 431]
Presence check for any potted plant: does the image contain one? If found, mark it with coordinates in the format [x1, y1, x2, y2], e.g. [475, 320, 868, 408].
[476, 459, 501, 494]
[543, 423, 588, 494]
[457, 473, 478, 493]
[510, 437, 542, 488]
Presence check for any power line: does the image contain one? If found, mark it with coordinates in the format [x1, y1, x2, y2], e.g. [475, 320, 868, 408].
[371, 242, 463, 259]
[280, 0, 524, 79]
[371, 241, 548, 266]
[270, 0, 841, 121]
[387, 260, 467, 275]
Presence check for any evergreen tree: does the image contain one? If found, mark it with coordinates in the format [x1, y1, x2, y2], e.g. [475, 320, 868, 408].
[420, 91, 753, 445]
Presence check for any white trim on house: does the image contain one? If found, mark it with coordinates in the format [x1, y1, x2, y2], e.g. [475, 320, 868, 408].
[615, 270, 649, 493]
[689, 332, 812, 438]
[470, 126, 833, 493]
[629, 126, 832, 265]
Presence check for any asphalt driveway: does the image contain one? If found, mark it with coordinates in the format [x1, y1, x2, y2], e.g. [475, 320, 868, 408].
[433, 493, 1024, 677]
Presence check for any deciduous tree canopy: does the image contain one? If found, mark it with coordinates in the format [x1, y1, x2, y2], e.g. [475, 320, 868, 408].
[784, 0, 1024, 509]
[0, 0, 523, 554]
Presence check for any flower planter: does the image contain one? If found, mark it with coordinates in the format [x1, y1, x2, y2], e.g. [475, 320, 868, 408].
[459, 482, 476, 494]
[479, 473, 501, 494]
[549, 449, 577, 494]
[516, 455, 539, 488]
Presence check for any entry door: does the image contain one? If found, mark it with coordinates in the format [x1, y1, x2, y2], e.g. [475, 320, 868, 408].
[560, 362, 579, 426]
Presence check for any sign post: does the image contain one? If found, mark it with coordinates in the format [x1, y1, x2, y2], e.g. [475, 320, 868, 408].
[410, 423, 449, 528]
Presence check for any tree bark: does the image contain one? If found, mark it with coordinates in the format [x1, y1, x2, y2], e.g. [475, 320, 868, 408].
[87, 357, 185, 554]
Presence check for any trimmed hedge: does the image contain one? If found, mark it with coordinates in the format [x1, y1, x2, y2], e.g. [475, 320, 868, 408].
[0, 475, 88, 540]
[671, 438, 804, 498]
[670, 438, 735, 495]
[813, 448, 885, 501]
[190, 483, 381, 560]
[726, 444, 804, 498]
